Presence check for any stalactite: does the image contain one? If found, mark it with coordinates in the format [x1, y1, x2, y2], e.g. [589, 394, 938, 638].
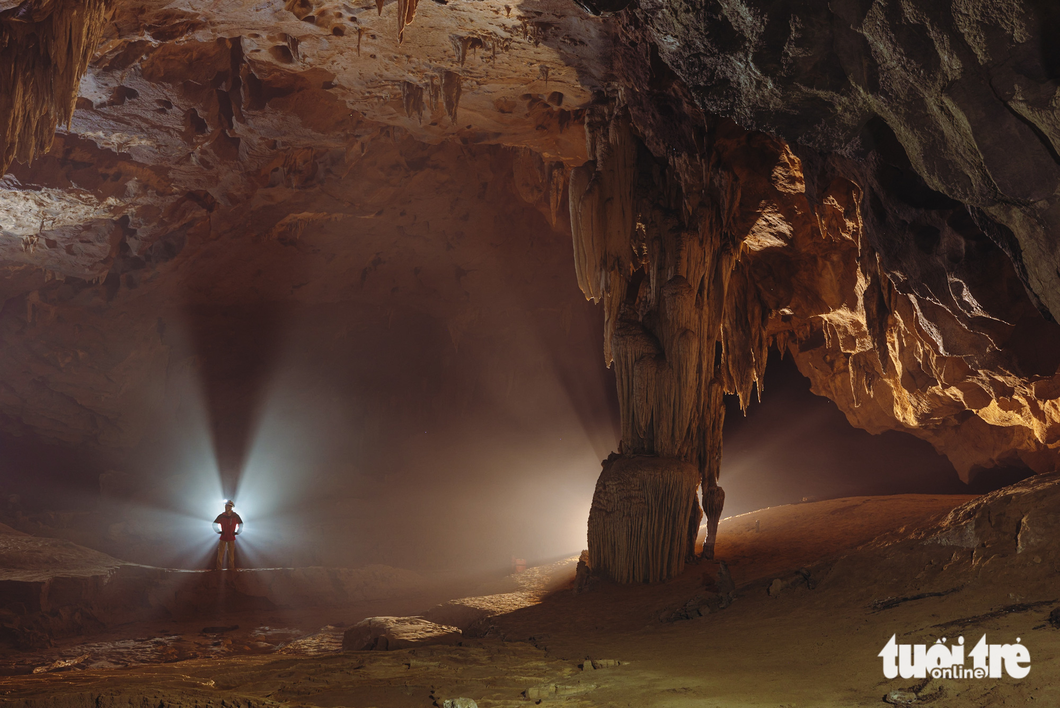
[586, 455, 700, 583]
[396, 0, 418, 43]
[441, 71, 461, 125]
[568, 163, 603, 302]
[401, 81, 424, 121]
[0, 0, 112, 175]
[567, 108, 635, 364]
[546, 162, 566, 228]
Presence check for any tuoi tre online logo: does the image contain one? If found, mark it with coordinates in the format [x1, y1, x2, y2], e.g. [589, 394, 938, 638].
[879, 634, 1030, 679]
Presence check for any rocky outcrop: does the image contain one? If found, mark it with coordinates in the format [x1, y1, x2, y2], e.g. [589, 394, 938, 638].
[628, 0, 1060, 323]
[566, 11, 1060, 576]
[575, 11, 1060, 480]
[341, 615, 462, 651]
[813, 471, 1060, 608]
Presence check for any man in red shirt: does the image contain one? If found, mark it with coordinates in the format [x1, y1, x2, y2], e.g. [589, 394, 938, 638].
[213, 500, 243, 570]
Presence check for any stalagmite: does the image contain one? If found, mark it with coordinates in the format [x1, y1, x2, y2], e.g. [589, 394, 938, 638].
[586, 455, 700, 583]
[700, 379, 725, 559]
[701, 484, 725, 560]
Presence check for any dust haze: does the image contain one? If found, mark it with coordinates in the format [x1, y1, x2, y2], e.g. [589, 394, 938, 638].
[2, 307, 1012, 578]
[0, 150, 1024, 579]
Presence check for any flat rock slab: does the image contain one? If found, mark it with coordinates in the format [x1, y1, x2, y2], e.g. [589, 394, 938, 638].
[342, 616, 462, 651]
[0, 536, 125, 582]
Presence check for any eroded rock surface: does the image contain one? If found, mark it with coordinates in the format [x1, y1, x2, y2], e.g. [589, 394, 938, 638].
[1, 0, 1060, 526]
[341, 615, 461, 651]
[575, 11, 1060, 479]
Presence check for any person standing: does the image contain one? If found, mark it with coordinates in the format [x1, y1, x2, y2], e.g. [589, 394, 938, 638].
[213, 500, 243, 570]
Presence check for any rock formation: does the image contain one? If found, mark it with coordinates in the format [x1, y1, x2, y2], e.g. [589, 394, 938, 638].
[607, 1, 1060, 478]
[1, 0, 1060, 584]
[586, 455, 700, 582]
[0, 0, 111, 174]
[571, 3, 1060, 580]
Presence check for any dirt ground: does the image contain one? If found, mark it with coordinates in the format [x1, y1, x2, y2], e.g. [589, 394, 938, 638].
[2, 487, 1059, 707]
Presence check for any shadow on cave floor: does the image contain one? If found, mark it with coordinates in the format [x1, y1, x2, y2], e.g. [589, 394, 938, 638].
[5, 485, 1060, 707]
[0, 558, 543, 676]
[0, 495, 979, 669]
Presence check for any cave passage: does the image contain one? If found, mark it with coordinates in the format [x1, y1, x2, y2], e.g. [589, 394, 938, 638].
[719, 350, 1034, 517]
[4, 3, 1060, 702]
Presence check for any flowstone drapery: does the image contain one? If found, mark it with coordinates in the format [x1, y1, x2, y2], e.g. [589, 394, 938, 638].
[575, 108, 743, 582]
[0, 0, 111, 174]
[587, 455, 700, 584]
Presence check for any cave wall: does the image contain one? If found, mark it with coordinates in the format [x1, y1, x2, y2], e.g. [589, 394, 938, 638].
[565, 6, 1060, 480]
[1, 0, 1059, 532]
[630, 0, 1060, 322]
[0, 0, 606, 453]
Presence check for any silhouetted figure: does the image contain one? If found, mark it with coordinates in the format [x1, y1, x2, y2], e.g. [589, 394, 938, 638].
[701, 483, 725, 559]
[213, 500, 243, 570]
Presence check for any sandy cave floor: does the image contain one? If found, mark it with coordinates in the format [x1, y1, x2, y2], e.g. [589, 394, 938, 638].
[2, 492, 1060, 707]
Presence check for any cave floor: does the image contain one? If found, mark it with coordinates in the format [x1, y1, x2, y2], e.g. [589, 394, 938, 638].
[3, 493, 1059, 707]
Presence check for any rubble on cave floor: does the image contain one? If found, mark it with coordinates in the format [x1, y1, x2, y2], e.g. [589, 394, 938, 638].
[0, 526, 578, 677]
[6, 487, 1060, 705]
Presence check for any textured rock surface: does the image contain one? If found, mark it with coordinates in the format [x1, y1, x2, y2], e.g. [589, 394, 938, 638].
[2, 0, 1060, 523]
[341, 615, 461, 651]
[0, 0, 607, 453]
[0, 0, 111, 173]
[629, 0, 1060, 321]
[581, 10, 1060, 479]
[586, 454, 699, 582]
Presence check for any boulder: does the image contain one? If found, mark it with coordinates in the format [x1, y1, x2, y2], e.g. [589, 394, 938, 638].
[341, 616, 462, 652]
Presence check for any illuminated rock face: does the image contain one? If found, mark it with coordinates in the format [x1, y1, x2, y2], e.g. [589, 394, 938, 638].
[570, 6, 1060, 575]
[603, 4, 1060, 479]
[1, 0, 1060, 584]
[586, 454, 700, 583]
[0, 0, 604, 451]
[0, 0, 111, 173]
[629, 0, 1060, 320]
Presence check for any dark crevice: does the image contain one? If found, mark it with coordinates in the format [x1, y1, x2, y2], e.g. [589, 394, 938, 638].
[996, 88, 1060, 168]
[966, 206, 1052, 322]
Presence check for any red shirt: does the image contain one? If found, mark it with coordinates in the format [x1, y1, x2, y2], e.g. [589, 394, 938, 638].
[214, 512, 243, 541]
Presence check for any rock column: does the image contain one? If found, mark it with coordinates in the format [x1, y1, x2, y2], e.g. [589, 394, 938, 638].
[573, 108, 735, 581]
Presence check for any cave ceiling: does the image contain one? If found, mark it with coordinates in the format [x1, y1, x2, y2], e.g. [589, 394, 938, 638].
[2, 0, 1060, 482]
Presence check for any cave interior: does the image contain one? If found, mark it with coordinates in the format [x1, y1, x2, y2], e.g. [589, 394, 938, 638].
[2, 0, 1060, 705]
